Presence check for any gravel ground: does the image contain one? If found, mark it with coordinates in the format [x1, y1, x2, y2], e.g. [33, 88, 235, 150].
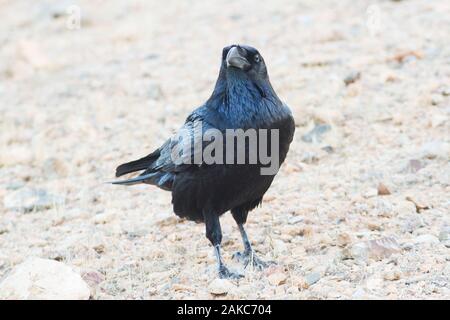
[0, 0, 449, 299]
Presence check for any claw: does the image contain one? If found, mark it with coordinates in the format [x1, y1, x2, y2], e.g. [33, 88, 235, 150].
[232, 250, 275, 270]
[218, 265, 244, 279]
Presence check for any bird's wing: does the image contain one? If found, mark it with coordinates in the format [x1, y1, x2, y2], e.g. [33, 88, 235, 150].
[143, 111, 216, 174]
[112, 109, 217, 188]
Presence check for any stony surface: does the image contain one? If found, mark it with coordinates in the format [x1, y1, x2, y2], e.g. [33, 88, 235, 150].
[0, 0, 449, 299]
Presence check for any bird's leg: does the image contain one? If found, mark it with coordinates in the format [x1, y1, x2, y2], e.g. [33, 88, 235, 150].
[204, 212, 243, 279]
[232, 223, 274, 270]
[213, 244, 242, 279]
[238, 223, 252, 254]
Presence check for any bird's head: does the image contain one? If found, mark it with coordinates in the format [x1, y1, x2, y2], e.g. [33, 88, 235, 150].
[208, 44, 280, 109]
[211, 44, 279, 102]
[221, 44, 268, 80]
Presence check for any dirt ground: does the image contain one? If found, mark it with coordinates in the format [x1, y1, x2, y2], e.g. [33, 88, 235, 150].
[0, 0, 449, 299]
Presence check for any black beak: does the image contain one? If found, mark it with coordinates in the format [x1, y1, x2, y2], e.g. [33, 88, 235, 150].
[226, 46, 251, 70]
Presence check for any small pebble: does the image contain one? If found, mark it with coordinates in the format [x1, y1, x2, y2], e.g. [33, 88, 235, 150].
[343, 71, 361, 86]
[304, 272, 321, 287]
[268, 272, 287, 286]
[377, 183, 391, 196]
[414, 234, 439, 245]
[208, 279, 235, 295]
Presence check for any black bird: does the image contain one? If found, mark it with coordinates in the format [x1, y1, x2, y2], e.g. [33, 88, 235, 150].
[113, 45, 295, 279]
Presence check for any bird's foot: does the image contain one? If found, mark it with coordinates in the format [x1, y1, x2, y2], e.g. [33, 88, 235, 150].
[232, 250, 275, 270]
[218, 265, 244, 279]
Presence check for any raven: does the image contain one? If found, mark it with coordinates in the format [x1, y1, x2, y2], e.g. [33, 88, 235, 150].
[113, 45, 295, 279]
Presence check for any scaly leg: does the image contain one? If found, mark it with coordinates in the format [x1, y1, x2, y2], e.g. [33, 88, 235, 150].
[232, 223, 274, 270]
[204, 212, 243, 279]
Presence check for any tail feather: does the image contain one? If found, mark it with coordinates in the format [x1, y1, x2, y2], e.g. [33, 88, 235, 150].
[115, 149, 160, 177]
[111, 171, 173, 191]
[111, 172, 159, 186]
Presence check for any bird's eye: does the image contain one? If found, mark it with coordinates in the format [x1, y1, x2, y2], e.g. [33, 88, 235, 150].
[254, 55, 261, 63]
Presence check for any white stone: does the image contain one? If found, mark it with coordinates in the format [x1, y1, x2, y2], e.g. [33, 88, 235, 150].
[0, 258, 90, 300]
[267, 272, 287, 286]
[272, 239, 288, 255]
[350, 237, 401, 261]
[3, 187, 64, 212]
[439, 226, 450, 248]
[414, 234, 440, 245]
[208, 278, 235, 295]
[92, 212, 116, 224]
[419, 141, 450, 160]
